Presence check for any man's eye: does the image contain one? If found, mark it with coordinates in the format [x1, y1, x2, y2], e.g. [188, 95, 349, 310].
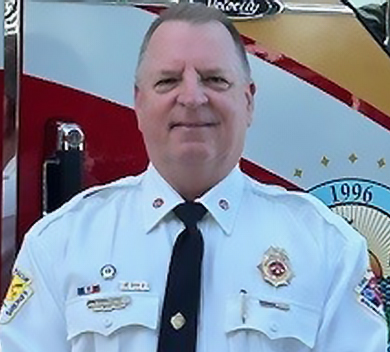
[154, 78, 179, 93]
[203, 76, 230, 89]
[155, 78, 178, 87]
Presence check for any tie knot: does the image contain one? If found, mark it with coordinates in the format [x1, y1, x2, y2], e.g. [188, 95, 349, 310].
[173, 202, 207, 229]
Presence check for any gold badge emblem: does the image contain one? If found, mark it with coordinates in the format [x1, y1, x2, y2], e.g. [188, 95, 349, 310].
[258, 247, 294, 287]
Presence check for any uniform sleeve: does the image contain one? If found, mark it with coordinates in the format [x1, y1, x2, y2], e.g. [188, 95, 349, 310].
[314, 230, 388, 352]
[0, 232, 70, 352]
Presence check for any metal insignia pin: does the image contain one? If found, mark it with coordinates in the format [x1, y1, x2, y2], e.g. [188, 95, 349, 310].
[120, 281, 150, 292]
[100, 264, 117, 280]
[87, 296, 131, 312]
[77, 284, 100, 296]
[152, 198, 164, 209]
[170, 312, 186, 330]
[258, 247, 294, 287]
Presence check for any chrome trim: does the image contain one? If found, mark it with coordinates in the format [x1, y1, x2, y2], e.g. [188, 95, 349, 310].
[284, 3, 353, 15]
[56, 122, 85, 151]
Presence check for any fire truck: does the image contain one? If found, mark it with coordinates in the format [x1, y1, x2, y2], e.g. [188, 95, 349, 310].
[1, 0, 390, 338]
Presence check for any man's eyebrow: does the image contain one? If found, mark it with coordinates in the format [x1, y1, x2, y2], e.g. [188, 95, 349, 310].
[199, 68, 227, 76]
[156, 69, 182, 76]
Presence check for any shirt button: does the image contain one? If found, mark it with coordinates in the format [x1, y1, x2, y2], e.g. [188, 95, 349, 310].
[270, 322, 278, 333]
[104, 318, 113, 328]
[218, 199, 229, 210]
[152, 198, 164, 208]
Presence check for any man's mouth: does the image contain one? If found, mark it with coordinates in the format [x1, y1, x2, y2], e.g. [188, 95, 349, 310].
[169, 122, 218, 130]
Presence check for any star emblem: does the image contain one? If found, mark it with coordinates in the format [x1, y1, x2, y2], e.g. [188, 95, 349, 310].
[348, 153, 358, 164]
[377, 158, 386, 168]
[293, 168, 303, 178]
[321, 156, 330, 167]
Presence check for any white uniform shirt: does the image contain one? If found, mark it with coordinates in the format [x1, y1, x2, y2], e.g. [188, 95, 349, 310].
[0, 165, 387, 352]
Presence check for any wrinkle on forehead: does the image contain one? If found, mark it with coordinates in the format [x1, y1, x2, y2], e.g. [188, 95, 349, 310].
[136, 20, 247, 85]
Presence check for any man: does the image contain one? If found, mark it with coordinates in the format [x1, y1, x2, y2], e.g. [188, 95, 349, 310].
[0, 3, 387, 352]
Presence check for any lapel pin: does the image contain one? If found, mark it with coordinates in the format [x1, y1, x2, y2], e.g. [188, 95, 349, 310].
[258, 246, 294, 287]
[152, 198, 164, 209]
[77, 284, 100, 296]
[87, 296, 131, 312]
[120, 281, 150, 292]
[100, 264, 117, 280]
[259, 299, 290, 311]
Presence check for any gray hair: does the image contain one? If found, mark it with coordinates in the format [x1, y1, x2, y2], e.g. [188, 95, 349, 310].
[135, 3, 251, 82]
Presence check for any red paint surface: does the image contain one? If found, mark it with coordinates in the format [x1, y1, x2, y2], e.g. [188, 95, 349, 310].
[18, 75, 148, 240]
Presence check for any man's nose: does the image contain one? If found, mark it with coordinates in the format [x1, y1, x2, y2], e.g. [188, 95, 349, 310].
[176, 73, 208, 108]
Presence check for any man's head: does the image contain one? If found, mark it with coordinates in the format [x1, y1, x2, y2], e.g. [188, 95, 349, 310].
[135, 3, 252, 83]
[135, 3, 256, 199]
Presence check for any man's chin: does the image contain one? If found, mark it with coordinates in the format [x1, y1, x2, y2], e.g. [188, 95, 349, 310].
[173, 148, 214, 167]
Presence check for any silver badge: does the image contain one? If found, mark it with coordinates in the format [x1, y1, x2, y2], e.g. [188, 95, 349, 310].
[120, 281, 150, 292]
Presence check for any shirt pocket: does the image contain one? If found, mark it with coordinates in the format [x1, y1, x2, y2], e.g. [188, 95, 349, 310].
[225, 295, 320, 352]
[65, 292, 160, 352]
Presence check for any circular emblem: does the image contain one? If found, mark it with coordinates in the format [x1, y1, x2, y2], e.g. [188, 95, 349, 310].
[309, 178, 390, 325]
[100, 264, 117, 280]
[152, 198, 164, 209]
[218, 199, 230, 210]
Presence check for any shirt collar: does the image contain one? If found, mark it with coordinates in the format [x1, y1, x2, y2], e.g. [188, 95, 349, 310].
[199, 166, 245, 236]
[141, 164, 245, 235]
[142, 164, 184, 234]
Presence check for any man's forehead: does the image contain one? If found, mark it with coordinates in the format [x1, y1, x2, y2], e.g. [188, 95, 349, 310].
[146, 20, 235, 52]
[140, 20, 241, 72]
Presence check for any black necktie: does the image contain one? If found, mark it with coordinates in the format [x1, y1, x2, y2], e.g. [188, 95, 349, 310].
[157, 201, 207, 352]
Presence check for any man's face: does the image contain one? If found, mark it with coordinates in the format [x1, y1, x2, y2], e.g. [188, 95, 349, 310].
[135, 20, 255, 172]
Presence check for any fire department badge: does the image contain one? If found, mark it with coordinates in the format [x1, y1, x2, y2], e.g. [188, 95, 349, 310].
[0, 268, 34, 324]
[258, 246, 294, 287]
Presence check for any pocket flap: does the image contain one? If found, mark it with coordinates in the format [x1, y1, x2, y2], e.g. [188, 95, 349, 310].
[225, 295, 320, 348]
[66, 293, 160, 340]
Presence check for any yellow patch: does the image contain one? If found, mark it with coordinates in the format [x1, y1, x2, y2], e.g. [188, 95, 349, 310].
[5, 274, 30, 301]
[0, 268, 34, 324]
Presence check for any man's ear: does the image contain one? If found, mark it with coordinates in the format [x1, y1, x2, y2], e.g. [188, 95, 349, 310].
[134, 84, 140, 104]
[134, 84, 143, 129]
[245, 81, 256, 126]
[134, 84, 143, 115]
